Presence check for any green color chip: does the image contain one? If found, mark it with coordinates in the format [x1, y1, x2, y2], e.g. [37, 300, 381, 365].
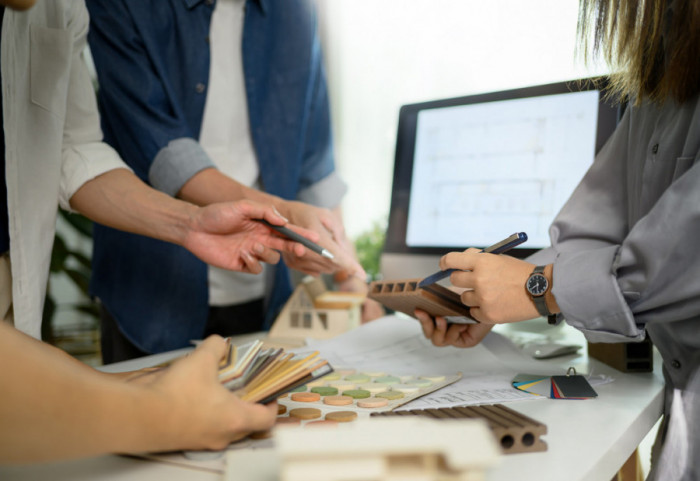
[376, 391, 404, 400]
[290, 385, 307, 393]
[344, 374, 371, 383]
[342, 389, 371, 399]
[374, 376, 401, 385]
[310, 386, 339, 396]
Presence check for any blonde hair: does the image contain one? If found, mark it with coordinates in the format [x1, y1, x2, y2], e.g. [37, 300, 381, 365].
[578, 0, 700, 104]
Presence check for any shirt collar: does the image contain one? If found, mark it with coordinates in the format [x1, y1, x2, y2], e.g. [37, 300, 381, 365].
[183, 0, 267, 14]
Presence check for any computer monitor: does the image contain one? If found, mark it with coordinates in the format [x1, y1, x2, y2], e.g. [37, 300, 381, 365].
[381, 78, 621, 280]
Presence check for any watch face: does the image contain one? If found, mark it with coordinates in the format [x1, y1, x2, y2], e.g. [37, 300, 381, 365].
[527, 274, 548, 296]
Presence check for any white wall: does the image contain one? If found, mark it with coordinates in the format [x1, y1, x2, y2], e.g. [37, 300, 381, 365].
[316, 0, 607, 239]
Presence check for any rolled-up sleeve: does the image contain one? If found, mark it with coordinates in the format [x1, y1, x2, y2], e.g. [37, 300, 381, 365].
[59, 2, 131, 211]
[149, 138, 215, 196]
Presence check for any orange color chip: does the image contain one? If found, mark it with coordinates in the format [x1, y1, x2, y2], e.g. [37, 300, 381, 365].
[291, 392, 321, 403]
[289, 408, 322, 420]
[325, 411, 358, 423]
[250, 430, 273, 440]
[323, 395, 354, 406]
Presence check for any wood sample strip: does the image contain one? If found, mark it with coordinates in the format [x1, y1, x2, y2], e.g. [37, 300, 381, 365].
[370, 403, 547, 454]
[367, 278, 472, 319]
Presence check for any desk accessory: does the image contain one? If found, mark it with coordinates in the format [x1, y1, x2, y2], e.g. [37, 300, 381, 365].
[587, 334, 653, 373]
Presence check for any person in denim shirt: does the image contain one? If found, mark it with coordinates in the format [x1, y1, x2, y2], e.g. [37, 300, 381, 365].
[86, 0, 381, 362]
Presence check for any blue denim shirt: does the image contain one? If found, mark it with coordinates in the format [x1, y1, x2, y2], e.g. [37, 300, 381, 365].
[86, 0, 342, 353]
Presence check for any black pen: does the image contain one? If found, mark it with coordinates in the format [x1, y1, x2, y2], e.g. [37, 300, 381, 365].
[417, 232, 528, 288]
[258, 219, 334, 260]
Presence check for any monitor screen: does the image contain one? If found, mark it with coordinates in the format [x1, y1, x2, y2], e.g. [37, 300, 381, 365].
[381, 78, 621, 280]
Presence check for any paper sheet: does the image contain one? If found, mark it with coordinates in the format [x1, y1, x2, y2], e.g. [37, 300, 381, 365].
[300, 315, 548, 408]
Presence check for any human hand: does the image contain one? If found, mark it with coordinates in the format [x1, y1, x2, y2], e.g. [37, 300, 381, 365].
[278, 201, 365, 278]
[414, 309, 494, 348]
[441, 248, 539, 323]
[182, 200, 316, 274]
[144, 336, 277, 451]
[335, 275, 385, 323]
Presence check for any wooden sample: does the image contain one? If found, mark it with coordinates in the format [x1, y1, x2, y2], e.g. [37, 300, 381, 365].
[371, 403, 547, 455]
[587, 334, 653, 373]
[368, 278, 475, 321]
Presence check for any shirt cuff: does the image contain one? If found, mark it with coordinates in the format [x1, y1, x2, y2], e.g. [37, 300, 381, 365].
[149, 138, 216, 196]
[553, 245, 645, 343]
[60, 141, 133, 212]
[296, 171, 348, 209]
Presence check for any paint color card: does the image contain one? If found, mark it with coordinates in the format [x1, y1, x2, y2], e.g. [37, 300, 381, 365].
[551, 375, 598, 399]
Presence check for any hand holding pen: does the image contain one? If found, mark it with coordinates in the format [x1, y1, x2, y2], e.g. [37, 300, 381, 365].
[418, 232, 528, 288]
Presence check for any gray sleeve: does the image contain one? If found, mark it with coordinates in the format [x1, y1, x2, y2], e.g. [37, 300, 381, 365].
[148, 138, 216, 196]
[549, 108, 700, 343]
[296, 171, 348, 209]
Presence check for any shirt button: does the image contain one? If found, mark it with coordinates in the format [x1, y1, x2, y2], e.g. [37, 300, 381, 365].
[205, 36, 210, 44]
[205, 0, 214, 5]
[651, 143, 659, 154]
[671, 359, 681, 369]
[195, 83, 206, 94]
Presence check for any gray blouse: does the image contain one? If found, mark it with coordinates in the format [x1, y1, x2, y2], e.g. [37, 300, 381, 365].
[542, 95, 700, 480]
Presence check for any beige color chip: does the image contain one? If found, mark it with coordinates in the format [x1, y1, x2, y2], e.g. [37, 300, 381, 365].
[291, 392, 321, 403]
[325, 411, 358, 423]
[289, 408, 322, 420]
[323, 395, 354, 406]
[357, 397, 389, 409]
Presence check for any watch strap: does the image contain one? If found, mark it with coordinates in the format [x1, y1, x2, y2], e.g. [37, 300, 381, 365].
[528, 265, 553, 318]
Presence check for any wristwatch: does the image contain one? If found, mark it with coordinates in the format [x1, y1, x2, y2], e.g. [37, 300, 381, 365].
[526, 265, 557, 325]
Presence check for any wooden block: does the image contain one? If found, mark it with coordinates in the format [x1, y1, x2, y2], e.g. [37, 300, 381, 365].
[371, 403, 547, 454]
[587, 335, 653, 373]
[368, 278, 473, 320]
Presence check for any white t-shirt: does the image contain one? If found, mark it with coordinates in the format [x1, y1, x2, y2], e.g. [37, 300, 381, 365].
[200, 0, 266, 306]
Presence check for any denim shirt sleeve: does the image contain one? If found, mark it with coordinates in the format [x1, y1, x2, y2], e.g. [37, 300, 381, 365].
[86, 0, 214, 194]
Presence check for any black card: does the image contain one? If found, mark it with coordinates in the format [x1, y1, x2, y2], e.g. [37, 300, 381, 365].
[551, 375, 598, 399]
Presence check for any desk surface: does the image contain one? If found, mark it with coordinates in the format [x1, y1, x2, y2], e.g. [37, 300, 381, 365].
[0, 320, 664, 481]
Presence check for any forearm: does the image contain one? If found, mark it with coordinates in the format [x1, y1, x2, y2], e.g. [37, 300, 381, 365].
[69, 169, 198, 247]
[178, 168, 285, 211]
[0, 324, 169, 463]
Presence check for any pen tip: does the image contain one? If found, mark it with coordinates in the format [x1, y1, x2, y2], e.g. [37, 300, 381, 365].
[322, 249, 335, 260]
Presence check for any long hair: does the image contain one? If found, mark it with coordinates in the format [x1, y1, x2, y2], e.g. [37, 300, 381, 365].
[578, 0, 700, 104]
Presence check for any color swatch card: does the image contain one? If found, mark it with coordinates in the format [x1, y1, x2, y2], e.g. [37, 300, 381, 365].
[512, 373, 597, 400]
[217, 340, 334, 404]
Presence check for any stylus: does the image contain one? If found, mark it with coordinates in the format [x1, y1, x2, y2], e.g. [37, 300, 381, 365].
[258, 219, 335, 260]
[417, 232, 528, 288]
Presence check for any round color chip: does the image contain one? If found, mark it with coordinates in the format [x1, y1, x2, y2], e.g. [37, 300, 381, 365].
[327, 381, 356, 391]
[305, 420, 339, 428]
[291, 392, 321, 403]
[323, 395, 354, 406]
[290, 384, 308, 393]
[399, 375, 414, 382]
[277, 393, 289, 399]
[374, 376, 401, 385]
[342, 389, 371, 399]
[276, 416, 301, 425]
[357, 397, 389, 409]
[376, 390, 405, 400]
[310, 386, 339, 396]
[289, 408, 322, 420]
[358, 383, 386, 394]
[321, 372, 341, 382]
[406, 378, 433, 387]
[361, 371, 386, 377]
[391, 384, 421, 394]
[278, 404, 287, 415]
[420, 375, 446, 382]
[344, 374, 371, 383]
[325, 411, 358, 423]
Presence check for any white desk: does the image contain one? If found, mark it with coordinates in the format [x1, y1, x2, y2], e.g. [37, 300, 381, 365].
[0, 321, 664, 481]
